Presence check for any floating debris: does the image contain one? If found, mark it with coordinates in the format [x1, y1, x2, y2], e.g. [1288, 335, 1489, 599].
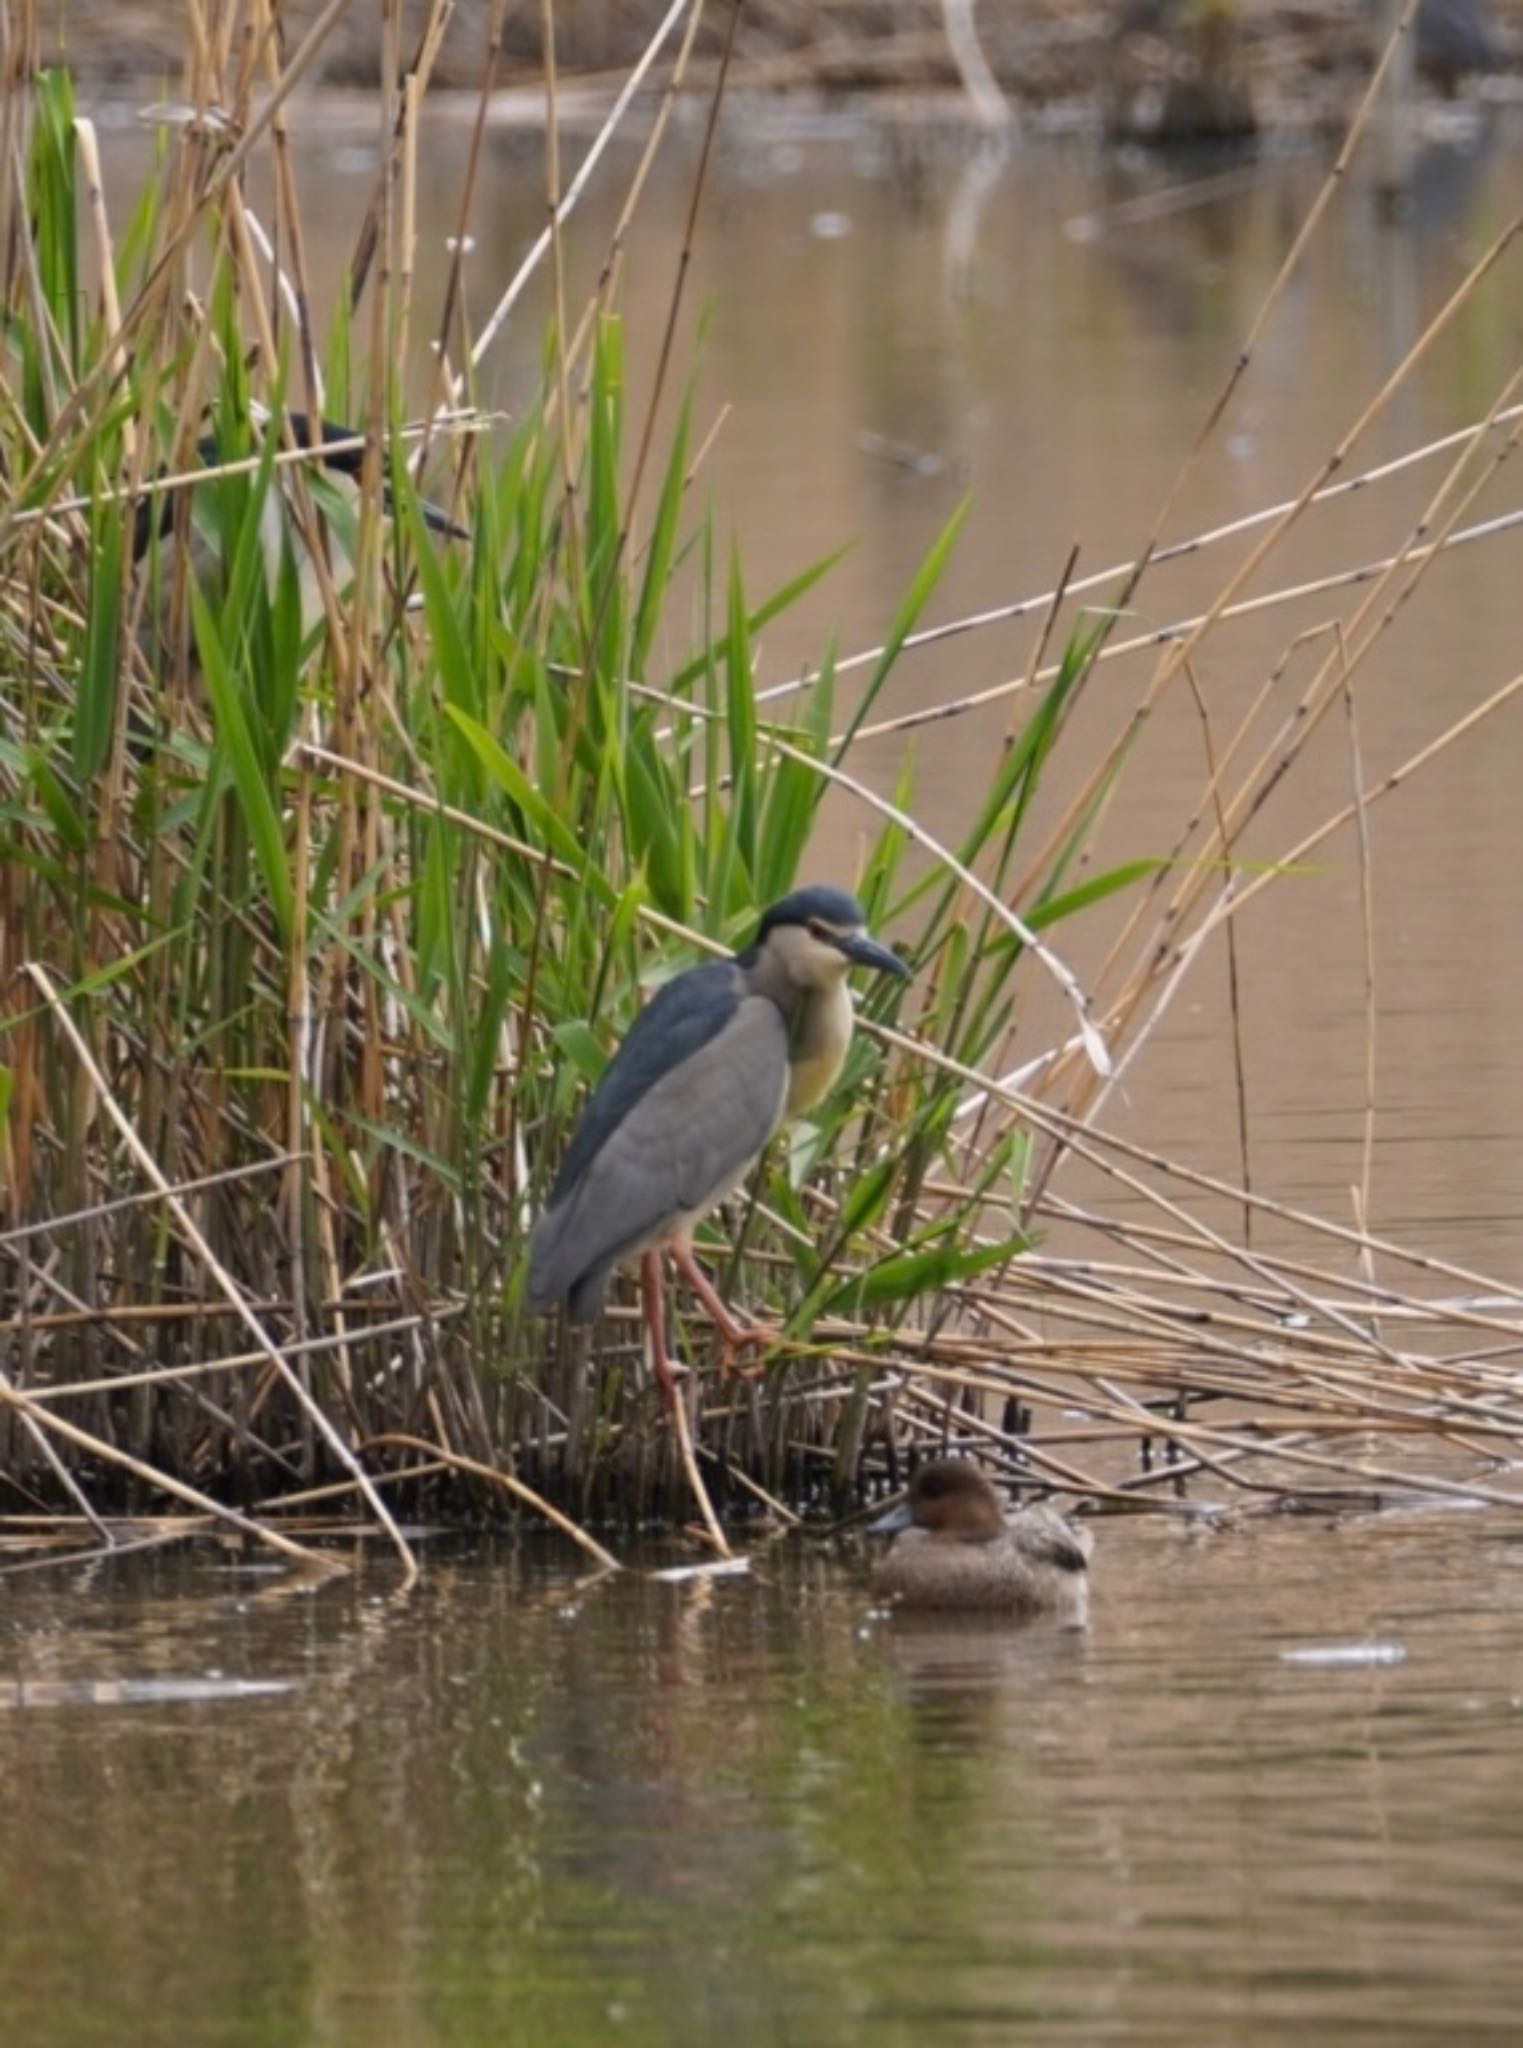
[1279, 1642, 1407, 1669]
[649, 1558, 753, 1584]
[856, 430, 946, 476]
[0, 1677, 297, 1709]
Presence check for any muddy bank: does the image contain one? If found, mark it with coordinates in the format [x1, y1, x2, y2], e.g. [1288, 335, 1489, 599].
[33, 1, 1523, 132]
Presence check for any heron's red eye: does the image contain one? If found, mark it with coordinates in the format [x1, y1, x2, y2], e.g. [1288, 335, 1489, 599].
[807, 919, 826, 939]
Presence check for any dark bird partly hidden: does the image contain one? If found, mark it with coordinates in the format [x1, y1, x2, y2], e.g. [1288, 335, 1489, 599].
[528, 886, 909, 1402]
[870, 1459, 1093, 1619]
[131, 409, 468, 564]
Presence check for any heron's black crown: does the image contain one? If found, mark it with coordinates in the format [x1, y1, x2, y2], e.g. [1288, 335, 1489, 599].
[754, 886, 867, 944]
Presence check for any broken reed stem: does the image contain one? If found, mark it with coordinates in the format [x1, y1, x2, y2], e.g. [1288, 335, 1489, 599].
[1341, 649, 1379, 1282]
[668, 1384, 733, 1559]
[363, 1433, 623, 1571]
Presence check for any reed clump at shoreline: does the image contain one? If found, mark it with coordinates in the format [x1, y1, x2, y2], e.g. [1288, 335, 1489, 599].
[4, 2, 1523, 1579]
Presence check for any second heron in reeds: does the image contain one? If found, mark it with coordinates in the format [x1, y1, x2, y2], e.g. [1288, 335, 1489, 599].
[528, 886, 909, 1401]
[132, 407, 468, 637]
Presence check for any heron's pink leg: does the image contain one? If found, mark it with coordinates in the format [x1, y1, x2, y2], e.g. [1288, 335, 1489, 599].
[641, 1250, 688, 1407]
[671, 1238, 772, 1379]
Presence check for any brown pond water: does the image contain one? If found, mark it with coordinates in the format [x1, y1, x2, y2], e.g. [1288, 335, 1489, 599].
[17, 99, 1522, 2042]
[5, 1515, 1523, 2047]
[93, 93, 1523, 1271]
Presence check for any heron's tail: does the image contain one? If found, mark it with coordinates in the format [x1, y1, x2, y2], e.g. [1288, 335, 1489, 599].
[528, 1194, 610, 1322]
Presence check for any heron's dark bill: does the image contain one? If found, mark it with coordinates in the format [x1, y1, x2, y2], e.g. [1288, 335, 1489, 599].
[839, 932, 910, 978]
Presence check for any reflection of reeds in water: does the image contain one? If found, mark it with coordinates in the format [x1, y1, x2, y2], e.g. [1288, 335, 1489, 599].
[3, 1, 1523, 1579]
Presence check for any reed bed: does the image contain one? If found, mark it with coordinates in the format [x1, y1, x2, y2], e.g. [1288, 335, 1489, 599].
[3, 1, 1523, 1577]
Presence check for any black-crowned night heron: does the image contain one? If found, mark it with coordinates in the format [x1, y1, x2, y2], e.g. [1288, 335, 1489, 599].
[529, 885, 909, 1402]
[132, 409, 467, 621]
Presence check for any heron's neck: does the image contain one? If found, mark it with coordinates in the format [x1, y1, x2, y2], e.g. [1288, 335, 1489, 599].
[785, 980, 855, 1117]
[742, 947, 856, 1115]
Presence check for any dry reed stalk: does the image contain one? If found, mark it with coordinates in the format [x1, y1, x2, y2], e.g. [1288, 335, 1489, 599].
[23, 1309, 455, 1405]
[428, 0, 510, 413]
[531, 0, 709, 457]
[11, 417, 488, 536]
[1000, 1241, 1518, 1353]
[0, 1373, 333, 1565]
[1189, 662, 1523, 942]
[1144, 0, 1424, 545]
[22, 962, 420, 1583]
[767, 415, 1523, 727]
[1171, 365, 1523, 873]
[1050, 317, 1523, 1145]
[0, 1147, 298, 1247]
[855, 185, 1515, 1228]
[468, 0, 700, 369]
[1033, 1203, 1523, 1365]
[868, 1012, 1519, 1314]
[723, 0, 1439, 740]
[1032, 512, 1522, 1168]
[0, 0, 358, 555]
[0, 1360, 113, 1538]
[838, 501, 1523, 758]
[363, 1432, 623, 1569]
[1340, 648, 1379, 1278]
[256, 4, 326, 420]
[0, 1519, 218, 1577]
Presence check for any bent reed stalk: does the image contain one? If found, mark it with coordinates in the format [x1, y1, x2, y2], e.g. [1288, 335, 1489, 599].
[3, 2, 1523, 1570]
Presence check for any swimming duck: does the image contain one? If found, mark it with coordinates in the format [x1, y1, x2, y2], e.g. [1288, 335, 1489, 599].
[869, 1459, 1092, 1620]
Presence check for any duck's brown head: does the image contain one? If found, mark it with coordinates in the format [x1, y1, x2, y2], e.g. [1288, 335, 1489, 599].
[874, 1459, 1007, 1545]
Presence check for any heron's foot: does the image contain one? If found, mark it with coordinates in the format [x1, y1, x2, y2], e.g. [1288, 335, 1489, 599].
[670, 1240, 771, 1371]
[716, 1321, 774, 1381]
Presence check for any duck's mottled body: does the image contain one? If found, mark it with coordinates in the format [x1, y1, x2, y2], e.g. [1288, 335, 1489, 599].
[870, 1460, 1092, 1620]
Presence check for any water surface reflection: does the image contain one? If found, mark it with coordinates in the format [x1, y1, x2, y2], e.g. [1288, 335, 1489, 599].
[5, 1513, 1523, 2045]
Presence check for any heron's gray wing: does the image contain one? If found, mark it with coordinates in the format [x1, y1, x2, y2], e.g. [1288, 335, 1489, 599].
[530, 993, 788, 1313]
[1009, 1507, 1092, 1574]
[548, 960, 746, 1202]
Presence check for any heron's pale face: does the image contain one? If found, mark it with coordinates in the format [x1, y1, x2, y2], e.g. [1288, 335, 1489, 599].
[765, 917, 864, 991]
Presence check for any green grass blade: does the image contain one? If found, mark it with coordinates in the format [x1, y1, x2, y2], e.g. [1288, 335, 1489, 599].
[191, 580, 294, 942]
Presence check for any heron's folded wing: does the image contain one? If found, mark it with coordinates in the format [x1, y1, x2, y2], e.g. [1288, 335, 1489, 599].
[530, 991, 788, 1309]
[548, 961, 743, 1201]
